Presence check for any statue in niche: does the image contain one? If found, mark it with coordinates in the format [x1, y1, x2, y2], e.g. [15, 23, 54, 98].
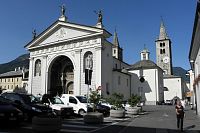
[85, 54, 93, 70]
[35, 60, 41, 76]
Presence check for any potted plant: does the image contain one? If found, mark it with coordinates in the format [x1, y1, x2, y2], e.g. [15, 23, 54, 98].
[83, 88, 104, 124]
[108, 93, 125, 118]
[126, 94, 141, 115]
[32, 113, 62, 133]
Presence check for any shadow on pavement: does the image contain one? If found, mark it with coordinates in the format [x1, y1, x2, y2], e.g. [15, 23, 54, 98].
[93, 124, 199, 133]
[184, 125, 196, 130]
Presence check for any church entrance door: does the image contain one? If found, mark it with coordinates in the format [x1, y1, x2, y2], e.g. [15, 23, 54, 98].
[49, 56, 74, 96]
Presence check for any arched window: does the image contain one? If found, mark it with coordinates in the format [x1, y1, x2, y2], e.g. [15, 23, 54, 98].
[163, 49, 165, 54]
[35, 59, 41, 76]
[160, 43, 163, 47]
[83, 51, 93, 71]
[163, 42, 165, 47]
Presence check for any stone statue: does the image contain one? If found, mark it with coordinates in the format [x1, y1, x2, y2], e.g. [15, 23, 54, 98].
[60, 4, 65, 16]
[86, 54, 93, 70]
[32, 29, 36, 39]
[94, 10, 102, 23]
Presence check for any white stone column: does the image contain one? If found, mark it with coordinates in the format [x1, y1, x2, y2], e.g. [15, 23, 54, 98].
[28, 57, 34, 94]
[74, 49, 82, 95]
[95, 46, 102, 92]
[41, 55, 48, 95]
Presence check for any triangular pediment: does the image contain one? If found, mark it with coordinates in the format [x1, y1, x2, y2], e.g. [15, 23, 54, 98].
[25, 21, 111, 49]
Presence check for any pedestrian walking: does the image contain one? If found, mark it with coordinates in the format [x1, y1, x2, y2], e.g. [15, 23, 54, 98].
[175, 100, 185, 132]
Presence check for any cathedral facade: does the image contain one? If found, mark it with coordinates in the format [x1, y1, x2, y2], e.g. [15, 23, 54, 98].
[25, 9, 131, 98]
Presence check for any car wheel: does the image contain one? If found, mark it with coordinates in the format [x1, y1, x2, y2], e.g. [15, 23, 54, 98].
[78, 109, 85, 116]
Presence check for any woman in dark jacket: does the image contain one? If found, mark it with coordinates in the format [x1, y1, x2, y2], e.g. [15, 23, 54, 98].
[175, 100, 185, 131]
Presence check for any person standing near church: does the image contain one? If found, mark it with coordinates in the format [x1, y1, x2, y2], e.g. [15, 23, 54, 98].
[175, 100, 185, 132]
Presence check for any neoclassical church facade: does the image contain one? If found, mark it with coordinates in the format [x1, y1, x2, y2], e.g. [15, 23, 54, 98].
[25, 9, 131, 98]
[25, 7, 186, 105]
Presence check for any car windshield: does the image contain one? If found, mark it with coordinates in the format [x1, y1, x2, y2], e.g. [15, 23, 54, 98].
[21, 94, 40, 104]
[0, 96, 11, 105]
[50, 97, 64, 104]
[76, 96, 87, 103]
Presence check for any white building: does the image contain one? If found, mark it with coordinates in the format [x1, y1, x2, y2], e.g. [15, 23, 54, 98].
[189, 1, 200, 115]
[25, 8, 131, 99]
[127, 48, 164, 105]
[0, 67, 29, 93]
[163, 75, 188, 102]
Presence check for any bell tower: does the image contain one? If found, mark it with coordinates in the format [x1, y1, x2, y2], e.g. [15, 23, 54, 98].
[155, 20, 173, 75]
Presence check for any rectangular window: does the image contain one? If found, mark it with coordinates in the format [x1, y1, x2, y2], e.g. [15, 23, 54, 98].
[142, 53, 146, 60]
[12, 78, 13, 82]
[8, 78, 10, 82]
[118, 76, 121, 85]
[106, 83, 109, 95]
[5, 79, 6, 82]
[17, 78, 18, 82]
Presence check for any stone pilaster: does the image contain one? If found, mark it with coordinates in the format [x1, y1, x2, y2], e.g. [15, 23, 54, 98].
[41, 55, 48, 94]
[95, 46, 102, 89]
[74, 49, 82, 95]
[28, 57, 34, 94]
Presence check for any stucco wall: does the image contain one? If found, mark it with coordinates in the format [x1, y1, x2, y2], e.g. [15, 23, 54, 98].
[164, 77, 182, 101]
[129, 68, 163, 105]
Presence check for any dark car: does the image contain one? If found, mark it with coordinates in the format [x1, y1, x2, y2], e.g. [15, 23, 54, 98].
[0, 96, 23, 123]
[96, 103, 110, 116]
[1, 92, 54, 121]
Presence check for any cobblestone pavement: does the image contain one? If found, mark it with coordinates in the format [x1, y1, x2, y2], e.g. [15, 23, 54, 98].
[93, 105, 200, 133]
[0, 105, 200, 133]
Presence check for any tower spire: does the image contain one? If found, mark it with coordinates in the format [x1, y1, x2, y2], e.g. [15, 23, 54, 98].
[159, 17, 168, 40]
[113, 27, 119, 46]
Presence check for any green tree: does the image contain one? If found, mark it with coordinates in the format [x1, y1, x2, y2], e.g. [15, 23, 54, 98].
[128, 94, 141, 107]
[108, 93, 124, 110]
[89, 89, 101, 112]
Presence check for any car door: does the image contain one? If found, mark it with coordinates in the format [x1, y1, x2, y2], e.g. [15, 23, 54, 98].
[68, 96, 79, 113]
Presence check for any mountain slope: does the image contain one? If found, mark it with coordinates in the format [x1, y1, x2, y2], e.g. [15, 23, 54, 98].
[0, 54, 29, 74]
[172, 67, 189, 82]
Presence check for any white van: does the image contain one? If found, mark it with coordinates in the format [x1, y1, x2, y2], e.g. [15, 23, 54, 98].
[60, 94, 90, 115]
[41, 95, 74, 118]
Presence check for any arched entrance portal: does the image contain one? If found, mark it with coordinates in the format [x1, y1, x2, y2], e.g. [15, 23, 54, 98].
[49, 56, 74, 96]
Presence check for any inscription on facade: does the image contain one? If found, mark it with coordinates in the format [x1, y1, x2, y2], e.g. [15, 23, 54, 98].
[31, 39, 99, 56]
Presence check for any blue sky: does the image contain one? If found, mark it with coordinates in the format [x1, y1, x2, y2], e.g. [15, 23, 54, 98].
[0, 0, 197, 70]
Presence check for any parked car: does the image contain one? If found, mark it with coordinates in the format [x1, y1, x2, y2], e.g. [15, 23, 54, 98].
[0, 96, 23, 123]
[165, 100, 173, 105]
[1, 92, 54, 121]
[60, 94, 92, 115]
[41, 94, 74, 118]
[99, 99, 112, 108]
[95, 103, 110, 116]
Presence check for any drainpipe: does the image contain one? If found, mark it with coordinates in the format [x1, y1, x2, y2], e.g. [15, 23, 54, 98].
[155, 69, 158, 105]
